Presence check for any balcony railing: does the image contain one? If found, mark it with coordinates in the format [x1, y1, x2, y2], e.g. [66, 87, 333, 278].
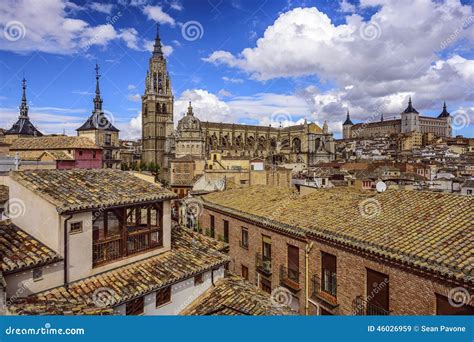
[352, 296, 390, 316]
[255, 252, 272, 276]
[93, 235, 123, 265]
[280, 265, 300, 291]
[311, 274, 338, 307]
[93, 228, 162, 266]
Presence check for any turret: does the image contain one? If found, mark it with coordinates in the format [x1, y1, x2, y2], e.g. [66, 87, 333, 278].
[401, 97, 420, 133]
[342, 109, 353, 139]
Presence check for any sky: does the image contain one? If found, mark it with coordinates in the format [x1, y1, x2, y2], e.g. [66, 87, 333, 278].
[0, 0, 473, 140]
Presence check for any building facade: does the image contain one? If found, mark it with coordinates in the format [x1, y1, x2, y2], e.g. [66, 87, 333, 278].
[77, 64, 120, 169]
[198, 186, 473, 315]
[141, 27, 335, 179]
[343, 99, 452, 139]
[9, 136, 102, 170]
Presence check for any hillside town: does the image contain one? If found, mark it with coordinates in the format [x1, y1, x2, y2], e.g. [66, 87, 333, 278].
[0, 25, 473, 317]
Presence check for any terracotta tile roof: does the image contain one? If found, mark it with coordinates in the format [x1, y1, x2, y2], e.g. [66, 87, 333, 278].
[0, 185, 8, 203]
[181, 275, 295, 315]
[202, 186, 474, 284]
[10, 169, 177, 213]
[14, 150, 74, 161]
[0, 220, 62, 273]
[8, 227, 229, 315]
[10, 136, 100, 150]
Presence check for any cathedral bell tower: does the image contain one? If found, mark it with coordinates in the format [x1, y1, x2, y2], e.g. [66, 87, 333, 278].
[141, 24, 174, 175]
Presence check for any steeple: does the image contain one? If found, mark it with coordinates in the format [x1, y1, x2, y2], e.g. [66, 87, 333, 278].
[380, 112, 384, 122]
[323, 120, 328, 134]
[343, 109, 353, 125]
[5, 78, 43, 137]
[153, 23, 163, 58]
[187, 101, 194, 116]
[93, 63, 103, 113]
[403, 96, 419, 114]
[438, 101, 450, 118]
[19, 78, 28, 118]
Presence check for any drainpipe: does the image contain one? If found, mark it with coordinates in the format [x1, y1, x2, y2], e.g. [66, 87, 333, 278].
[63, 214, 73, 288]
[305, 240, 314, 315]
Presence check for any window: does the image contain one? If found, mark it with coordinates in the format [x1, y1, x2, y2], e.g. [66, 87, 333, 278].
[155, 286, 171, 307]
[210, 215, 215, 238]
[287, 244, 299, 283]
[93, 151, 96, 158]
[321, 252, 337, 298]
[105, 134, 112, 146]
[126, 296, 144, 315]
[223, 220, 229, 243]
[260, 277, 271, 294]
[467, 189, 473, 195]
[241, 265, 249, 280]
[194, 273, 204, 285]
[436, 294, 474, 315]
[240, 227, 249, 249]
[79, 150, 83, 156]
[33, 267, 43, 281]
[366, 269, 389, 315]
[70, 221, 83, 234]
[262, 235, 271, 261]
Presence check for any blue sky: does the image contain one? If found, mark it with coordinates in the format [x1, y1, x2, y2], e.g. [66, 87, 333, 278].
[0, 0, 473, 139]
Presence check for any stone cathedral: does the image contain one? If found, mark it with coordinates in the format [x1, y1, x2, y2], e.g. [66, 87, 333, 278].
[141, 26, 175, 174]
[141, 26, 336, 177]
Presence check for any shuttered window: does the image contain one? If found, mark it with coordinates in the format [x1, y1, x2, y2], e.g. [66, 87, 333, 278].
[126, 296, 144, 315]
[321, 252, 337, 297]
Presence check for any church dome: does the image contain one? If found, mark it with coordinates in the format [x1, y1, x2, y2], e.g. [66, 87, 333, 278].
[177, 102, 201, 131]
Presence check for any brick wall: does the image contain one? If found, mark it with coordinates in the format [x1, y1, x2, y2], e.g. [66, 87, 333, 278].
[200, 206, 464, 316]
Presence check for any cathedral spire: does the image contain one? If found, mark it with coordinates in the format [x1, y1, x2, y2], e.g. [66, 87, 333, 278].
[19, 78, 29, 118]
[381, 112, 384, 122]
[93, 63, 103, 113]
[153, 23, 163, 58]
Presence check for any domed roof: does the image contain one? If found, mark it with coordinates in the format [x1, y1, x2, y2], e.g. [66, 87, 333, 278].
[177, 102, 201, 131]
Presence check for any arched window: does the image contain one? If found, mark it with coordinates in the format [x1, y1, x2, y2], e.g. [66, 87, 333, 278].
[292, 137, 302, 153]
[162, 103, 166, 113]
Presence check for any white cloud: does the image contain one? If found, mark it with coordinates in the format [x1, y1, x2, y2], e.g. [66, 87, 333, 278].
[218, 89, 232, 97]
[127, 84, 137, 90]
[174, 89, 232, 123]
[0, 0, 141, 54]
[120, 111, 142, 140]
[118, 28, 140, 50]
[143, 5, 175, 26]
[222, 76, 244, 84]
[88, 2, 114, 14]
[339, 0, 356, 13]
[203, 3, 474, 126]
[169, 1, 183, 11]
[127, 93, 141, 102]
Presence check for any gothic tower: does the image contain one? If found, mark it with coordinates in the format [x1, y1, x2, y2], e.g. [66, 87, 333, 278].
[141, 24, 174, 175]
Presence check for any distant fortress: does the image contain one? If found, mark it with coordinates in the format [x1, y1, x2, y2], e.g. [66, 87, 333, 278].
[342, 98, 452, 139]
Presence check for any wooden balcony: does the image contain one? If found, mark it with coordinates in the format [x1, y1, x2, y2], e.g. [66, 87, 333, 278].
[92, 203, 164, 267]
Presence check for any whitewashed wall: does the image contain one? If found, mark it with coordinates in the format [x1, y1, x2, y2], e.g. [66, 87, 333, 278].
[113, 266, 225, 315]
